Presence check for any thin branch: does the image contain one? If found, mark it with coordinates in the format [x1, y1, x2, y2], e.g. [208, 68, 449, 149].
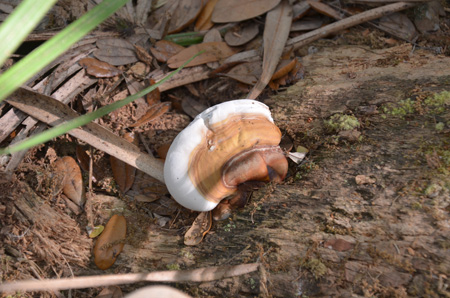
[286, 1, 417, 51]
[0, 263, 259, 293]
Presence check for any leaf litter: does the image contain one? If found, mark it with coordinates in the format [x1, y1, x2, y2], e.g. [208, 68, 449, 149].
[1, 0, 449, 296]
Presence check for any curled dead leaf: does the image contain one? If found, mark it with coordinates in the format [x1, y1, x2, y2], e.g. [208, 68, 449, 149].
[129, 102, 171, 127]
[271, 58, 297, 81]
[94, 214, 127, 270]
[79, 57, 122, 78]
[184, 211, 212, 246]
[110, 132, 138, 194]
[145, 79, 161, 106]
[195, 0, 219, 31]
[156, 143, 172, 160]
[134, 45, 153, 66]
[54, 156, 85, 207]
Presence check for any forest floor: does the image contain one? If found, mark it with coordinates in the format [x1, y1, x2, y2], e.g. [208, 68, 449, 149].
[1, 23, 449, 298]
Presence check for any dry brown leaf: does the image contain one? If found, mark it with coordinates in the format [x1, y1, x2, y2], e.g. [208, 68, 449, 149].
[291, 17, 323, 32]
[270, 58, 297, 81]
[379, 12, 418, 42]
[292, 1, 310, 20]
[150, 40, 185, 63]
[110, 132, 138, 193]
[76, 145, 90, 173]
[248, 0, 292, 99]
[156, 143, 172, 160]
[203, 28, 222, 43]
[134, 45, 153, 65]
[414, 0, 443, 34]
[94, 38, 138, 66]
[270, 58, 304, 90]
[75, 145, 104, 182]
[168, 0, 204, 34]
[94, 214, 127, 270]
[79, 57, 122, 78]
[146, 79, 161, 106]
[95, 286, 123, 298]
[195, 0, 219, 31]
[132, 171, 169, 198]
[184, 211, 212, 246]
[167, 41, 236, 68]
[129, 102, 171, 127]
[223, 61, 262, 85]
[203, 28, 223, 69]
[54, 156, 85, 207]
[307, 0, 342, 20]
[212, 0, 281, 23]
[224, 22, 259, 46]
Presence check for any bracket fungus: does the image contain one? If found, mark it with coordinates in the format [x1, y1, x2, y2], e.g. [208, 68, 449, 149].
[164, 99, 288, 212]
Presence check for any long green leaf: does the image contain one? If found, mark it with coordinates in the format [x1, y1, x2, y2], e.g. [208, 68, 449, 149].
[0, 52, 202, 155]
[0, 0, 57, 67]
[0, 0, 129, 102]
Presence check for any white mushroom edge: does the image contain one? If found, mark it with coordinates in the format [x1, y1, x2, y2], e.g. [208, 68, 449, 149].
[164, 99, 274, 211]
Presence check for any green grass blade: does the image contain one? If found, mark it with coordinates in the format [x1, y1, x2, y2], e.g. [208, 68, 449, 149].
[0, 52, 202, 155]
[0, 0, 129, 102]
[0, 0, 57, 67]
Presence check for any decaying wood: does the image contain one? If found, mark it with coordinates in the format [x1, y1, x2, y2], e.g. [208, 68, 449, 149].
[6, 87, 165, 183]
[0, 263, 259, 293]
[2, 181, 91, 268]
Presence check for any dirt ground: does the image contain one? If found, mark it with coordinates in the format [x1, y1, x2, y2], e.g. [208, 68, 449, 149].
[1, 34, 450, 297]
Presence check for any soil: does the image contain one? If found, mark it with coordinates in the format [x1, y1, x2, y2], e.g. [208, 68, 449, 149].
[1, 28, 450, 298]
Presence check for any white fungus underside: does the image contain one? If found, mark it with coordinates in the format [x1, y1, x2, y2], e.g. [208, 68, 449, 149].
[164, 99, 274, 211]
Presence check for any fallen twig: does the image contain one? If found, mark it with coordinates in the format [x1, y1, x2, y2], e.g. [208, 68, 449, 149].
[0, 263, 259, 293]
[286, 1, 417, 51]
[6, 87, 165, 183]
